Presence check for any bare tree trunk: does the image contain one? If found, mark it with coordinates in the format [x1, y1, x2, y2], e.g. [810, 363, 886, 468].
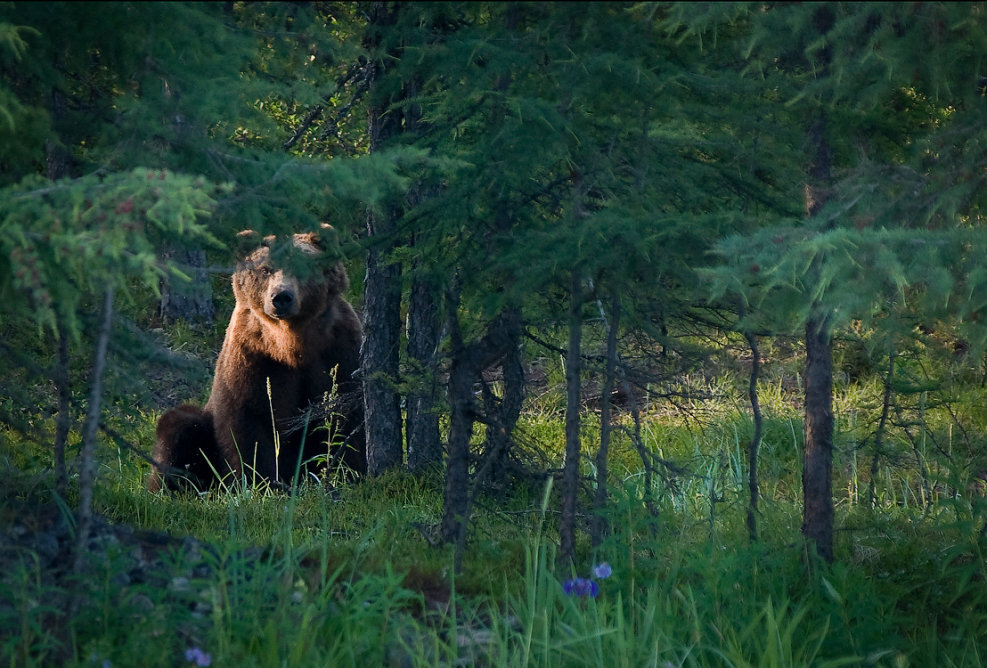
[406, 252, 442, 473]
[362, 2, 404, 475]
[72, 287, 114, 575]
[800, 4, 835, 557]
[743, 327, 763, 543]
[440, 300, 522, 570]
[801, 110, 835, 562]
[802, 314, 834, 562]
[54, 316, 71, 498]
[560, 267, 583, 565]
[483, 316, 523, 492]
[48, 81, 72, 499]
[159, 245, 214, 326]
[869, 351, 895, 509]
[442, 335, 474, 568]
[592, 292, 619, 548]
[363, 214, 403, 475]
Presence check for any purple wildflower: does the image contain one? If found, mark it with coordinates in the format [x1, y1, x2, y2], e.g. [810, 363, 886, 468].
[184, 647, 212, 667]
[592, 562, 613, 579]
[563, 577, 599, 598]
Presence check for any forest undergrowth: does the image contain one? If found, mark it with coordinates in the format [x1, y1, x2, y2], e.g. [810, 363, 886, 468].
[3, 340, 987, 667]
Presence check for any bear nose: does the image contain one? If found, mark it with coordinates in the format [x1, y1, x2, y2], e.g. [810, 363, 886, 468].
[272, 291, 294, 311]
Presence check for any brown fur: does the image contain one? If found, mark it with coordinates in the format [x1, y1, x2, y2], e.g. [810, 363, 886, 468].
[148, 229, 364, 492]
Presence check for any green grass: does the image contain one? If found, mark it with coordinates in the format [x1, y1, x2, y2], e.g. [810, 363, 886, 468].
[3, 367, 987, 666]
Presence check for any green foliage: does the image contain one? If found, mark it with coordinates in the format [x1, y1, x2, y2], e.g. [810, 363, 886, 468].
[8, 380, 987, 666]
[4, 2, 987, 664]
[679, 1, 987, 347]
[0, 168, 228, 338]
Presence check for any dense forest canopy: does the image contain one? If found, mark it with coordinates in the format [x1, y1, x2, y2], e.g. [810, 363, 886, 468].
[2, 0, 987, 571]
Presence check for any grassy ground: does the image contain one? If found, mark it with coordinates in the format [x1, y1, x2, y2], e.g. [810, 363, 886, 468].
[3, 362, 987, 667]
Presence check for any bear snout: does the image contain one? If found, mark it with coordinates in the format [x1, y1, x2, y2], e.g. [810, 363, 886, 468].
[271, 290, 295, 316]
[265, 274, 302, 319]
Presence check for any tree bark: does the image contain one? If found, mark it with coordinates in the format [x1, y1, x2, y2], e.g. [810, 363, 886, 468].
[53, 319, 71, 498]
[362, 1, 404, 475]
[72, 287, 114, 575]
[560, 267, 583, 565]
[406, 269, 442, 472]
[362, 207, 403, 475]
[592, 291, 619, 548]
[47, 80, 72, 499]
[159, 245, 214, 326]
[868, 351, 895, 509]
[440, 302, 522, 568]
[802, 314, 834, 562]
[801, 97, 835, 562]
[482, 314, 524, 492]
[744, 327, 763, 543]
[442, 323, 474, 565]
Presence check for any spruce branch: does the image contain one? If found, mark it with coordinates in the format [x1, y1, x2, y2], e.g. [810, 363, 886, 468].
[282, 59, 372, 151]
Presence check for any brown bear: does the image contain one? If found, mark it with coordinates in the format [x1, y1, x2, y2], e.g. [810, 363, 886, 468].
[148, 227, 365, 492]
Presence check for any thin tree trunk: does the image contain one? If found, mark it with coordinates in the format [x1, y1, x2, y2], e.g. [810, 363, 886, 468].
[48, 79, 72, 499]
[442, 348, 473, 566]
[592, 292, 619, 548]
[440, 303, 521, 569]
[72, 287, 114, 575]
[802, 314, 834, 562]
[869, 350, 895, 509]
[406, 253, 442, 473]
[743, 327, 763, 543]
[54, 318, 71, 498]
[560, 267, 583, 565]
[800, 13, 835, 557]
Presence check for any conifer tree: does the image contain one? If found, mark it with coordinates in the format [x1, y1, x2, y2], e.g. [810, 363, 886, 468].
[0, 2, 409, 510]
[690, 1, 987, 561]
[363, 1, 777, 557]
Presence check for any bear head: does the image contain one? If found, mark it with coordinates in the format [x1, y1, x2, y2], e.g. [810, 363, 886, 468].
[233, 226, 349, 324]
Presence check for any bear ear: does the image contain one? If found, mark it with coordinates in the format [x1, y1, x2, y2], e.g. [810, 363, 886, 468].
[295, 223, 338, 253]
[292, 232, 322, 254]
[326, 263, 350, 294]
[235, 230, 273, 256]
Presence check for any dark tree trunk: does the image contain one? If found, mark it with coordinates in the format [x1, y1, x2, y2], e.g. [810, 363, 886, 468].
[440, 303, 522, 569]
[482, 314, 524, 492]
[361, 2, 404, 475]
[592, 292, 619, 548]
[869, 351, 895, 509]
[72, 287, 114, 575]
[54, 320, 71, 498]
[743, 326, 763, 543]
[159, 245, 214, 326]
[560, 267, 583, 565]
[442, 333, 474, 564]
[801, 88, 835, 561]
[362, 206, 404, 475]
[406, 269, 442, 472]
[802, 314, 834, 562]
[47, 82, 72, 499]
